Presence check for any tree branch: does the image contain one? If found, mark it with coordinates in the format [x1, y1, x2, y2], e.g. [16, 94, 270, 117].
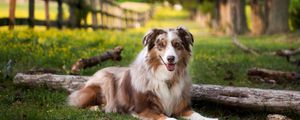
[71, 46, 123, 74]
[232, 35, 260, 56]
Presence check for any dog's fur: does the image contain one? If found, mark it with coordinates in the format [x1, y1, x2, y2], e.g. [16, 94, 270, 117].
[68, 26, 217, 120]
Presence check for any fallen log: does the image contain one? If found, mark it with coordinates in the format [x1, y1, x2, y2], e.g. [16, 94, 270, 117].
[24, 68, 60, 74]
[273, 48, 300, 58]
[14, 73, 300, 114]
[191, 84, 300, 114]
[267, 114, 292, 120]
[14, 73, 89, 92]
[272, 48, 300, 62]
[71, 46, 123, 75]
[247, 67, 300, 82]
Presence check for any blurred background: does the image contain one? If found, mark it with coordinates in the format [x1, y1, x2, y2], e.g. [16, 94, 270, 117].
[1, 0, 300, 34]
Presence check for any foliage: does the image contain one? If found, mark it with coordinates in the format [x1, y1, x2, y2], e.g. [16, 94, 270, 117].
[289, 0, 300, 31]
[197, 0, 214, 14]
[1, 5, 300, 120]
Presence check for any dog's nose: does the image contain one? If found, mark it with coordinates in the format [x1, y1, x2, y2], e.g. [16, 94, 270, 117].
[167, 56, 175, 63]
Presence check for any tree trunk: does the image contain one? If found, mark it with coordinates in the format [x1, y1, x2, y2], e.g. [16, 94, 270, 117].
[9, 0, 16, 30]
[14, 73, 300, 114]
[68, 5, 81, 28]
[29, 0, 35, 28]
[57, 0, 63, 29]
[218, 0, 249, 35]
[228, 0, 249, 35]
[91, 0, 98, 30]
[250, 0, 266, 35]
[265, 0, 290, 34]
[212, 0, 220, 31]
[219, 0, 231, 34]
[45, 0, 50, 29]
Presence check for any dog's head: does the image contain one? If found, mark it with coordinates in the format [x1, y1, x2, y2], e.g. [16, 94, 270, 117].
[143, 26, 194, 72]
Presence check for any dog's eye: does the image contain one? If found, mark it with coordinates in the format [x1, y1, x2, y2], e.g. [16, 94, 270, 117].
[157, 41, 165, 48]
[173, 42, 181, 49]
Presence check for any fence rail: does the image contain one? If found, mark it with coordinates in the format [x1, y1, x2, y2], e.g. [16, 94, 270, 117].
[0, 0, 154, 30]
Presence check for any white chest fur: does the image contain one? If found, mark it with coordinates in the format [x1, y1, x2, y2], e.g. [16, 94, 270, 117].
[152, 80, 184, 116]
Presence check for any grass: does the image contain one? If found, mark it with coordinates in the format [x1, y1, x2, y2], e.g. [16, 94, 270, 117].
[1, 4, 300, 120]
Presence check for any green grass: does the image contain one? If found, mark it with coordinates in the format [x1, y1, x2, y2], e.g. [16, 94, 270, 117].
[1, 5, 300, 120]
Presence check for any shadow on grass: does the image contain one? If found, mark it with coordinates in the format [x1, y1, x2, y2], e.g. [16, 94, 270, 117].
[192, 100, 300, 120]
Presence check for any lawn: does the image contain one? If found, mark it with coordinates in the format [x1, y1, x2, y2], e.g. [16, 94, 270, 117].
[1, 3, 300, 120]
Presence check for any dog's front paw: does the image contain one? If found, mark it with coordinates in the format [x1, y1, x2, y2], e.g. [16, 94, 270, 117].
[165, 117, 177, 120]
[203, 118, 218, 120]
[88, 106, 100, 111]
[182, 111, 218, 120]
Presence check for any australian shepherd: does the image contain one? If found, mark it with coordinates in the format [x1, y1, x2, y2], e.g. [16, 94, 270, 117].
[68, 26, 217, 120]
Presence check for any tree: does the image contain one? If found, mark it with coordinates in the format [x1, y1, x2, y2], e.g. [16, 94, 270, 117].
[179, 0, 202, 20]
[250, 0, 266, 35]
[228, 0, 249, 34]
[289, 0, 300, 31]
[219, 0, 231, 34]
[67, 0, 90, 28]
[265, 0, 290, 34]
[218, 0, 249, 35]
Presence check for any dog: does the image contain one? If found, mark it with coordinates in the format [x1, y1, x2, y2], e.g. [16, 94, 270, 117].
[68, 26, 217, 120]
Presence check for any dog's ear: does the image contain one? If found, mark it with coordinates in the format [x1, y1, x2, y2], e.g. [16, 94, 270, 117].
[176, 26, 194, 52]
[143, 28, 165, 50]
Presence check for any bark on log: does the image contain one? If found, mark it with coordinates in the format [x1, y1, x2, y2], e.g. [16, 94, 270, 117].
[71, 46, 123, 74]
[191, 84, 300, 114]
[272, 48, 300, 61]
[247, 67, 300, 82]
[14, 73, 300, 114]
[14, 73, 89, 92]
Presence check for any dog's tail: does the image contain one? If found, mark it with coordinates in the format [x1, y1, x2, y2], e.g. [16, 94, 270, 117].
[68, 85, 101, 108]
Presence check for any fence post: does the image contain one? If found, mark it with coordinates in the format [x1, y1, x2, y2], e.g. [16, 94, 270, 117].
[106, 5, 109, 28]
[99, 0, 104, 27]
[9, 0, 16, 30]
[29, 0, 35, 28]
[57, 0, 63, 29]
[127, 11, 131, 28]
[124, 9, 128, 29]
[45, 0, 50, 29]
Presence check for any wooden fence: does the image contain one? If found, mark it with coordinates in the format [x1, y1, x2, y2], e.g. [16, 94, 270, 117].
[0, 0, 154, 30]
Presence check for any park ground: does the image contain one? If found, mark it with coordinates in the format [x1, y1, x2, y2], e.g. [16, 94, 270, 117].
[1, 4, 300, 120]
